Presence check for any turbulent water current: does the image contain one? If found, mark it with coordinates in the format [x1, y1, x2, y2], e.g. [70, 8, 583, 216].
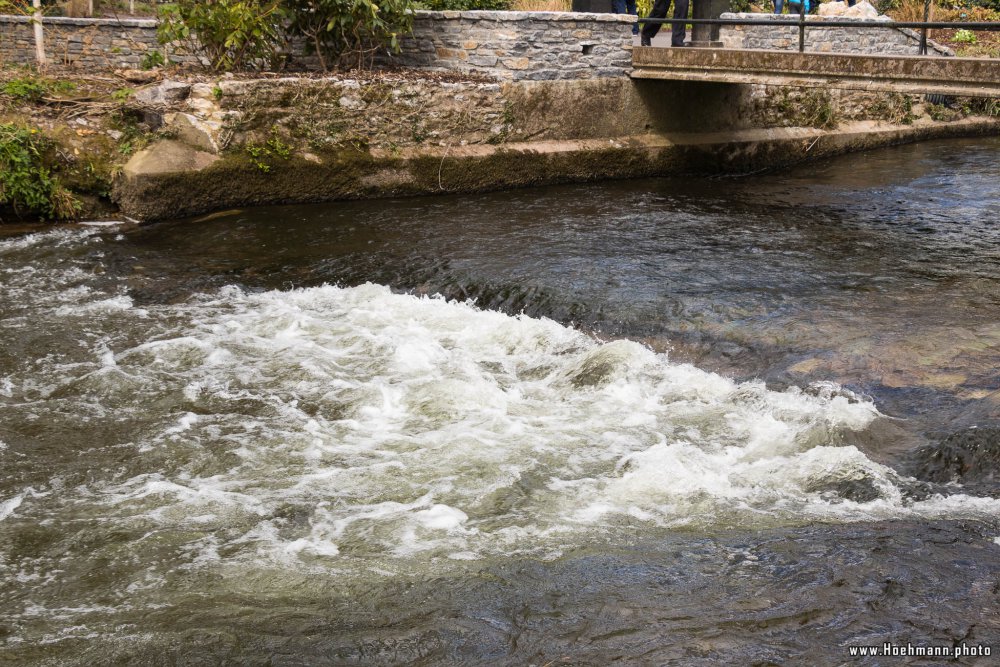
[2, 138, 1000, 664]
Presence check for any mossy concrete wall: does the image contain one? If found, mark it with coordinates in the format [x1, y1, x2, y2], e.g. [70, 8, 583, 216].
[114, 75, 1000, 222]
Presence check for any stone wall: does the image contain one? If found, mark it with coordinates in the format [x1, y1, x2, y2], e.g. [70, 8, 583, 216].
[0, 15, 198, 69]
[1, 11, 633, 79]
[389, 11, 635, 81]
[719, 13, 953, 56]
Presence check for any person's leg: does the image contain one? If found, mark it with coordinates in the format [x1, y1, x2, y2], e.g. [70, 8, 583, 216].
[670, 0, 688, 47]
[774, 0, 783, 13]
[641, 0, 671, 44]
[611, 0, 626, 13]
[627, 0, 639, 35]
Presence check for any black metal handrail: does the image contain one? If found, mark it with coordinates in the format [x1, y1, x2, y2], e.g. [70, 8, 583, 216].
[637, 15, 1000, 55]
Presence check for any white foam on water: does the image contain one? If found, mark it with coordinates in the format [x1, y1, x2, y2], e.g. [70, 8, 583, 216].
[0, 494, 24, 522]
[0, 228, 96, 254]
[62, 283, 998, 569]
[54, 294, 143, 318]
[78, 221, 126, 228]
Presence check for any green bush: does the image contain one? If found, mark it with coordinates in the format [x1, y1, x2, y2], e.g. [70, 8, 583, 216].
[284, 0, 416, 70]
[157, 0, 287, 71]
[0, 124, 78, 221]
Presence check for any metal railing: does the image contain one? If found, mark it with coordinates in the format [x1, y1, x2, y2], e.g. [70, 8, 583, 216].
[638, 1, 1000, 56]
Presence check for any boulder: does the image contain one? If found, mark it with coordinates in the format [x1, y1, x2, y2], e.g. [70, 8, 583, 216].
[844, 0, 879, 18]
[117, 69, 159, 84]
[122, 140, 219, 179]
[170, 112, 224, 153]
[819, 0, 880, 18]
[134, 81, 192, 107]
[818, 1, 848, 16]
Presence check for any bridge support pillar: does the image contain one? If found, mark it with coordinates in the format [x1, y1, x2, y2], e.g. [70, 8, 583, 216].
[689, 0, 728, 46]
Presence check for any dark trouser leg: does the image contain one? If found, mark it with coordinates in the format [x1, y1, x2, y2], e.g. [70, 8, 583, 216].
[671, 0, 688, 46]
[641, 0, 672, 41]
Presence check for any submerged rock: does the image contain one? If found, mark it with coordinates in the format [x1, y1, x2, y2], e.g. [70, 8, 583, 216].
[910, 426, 1000, 486]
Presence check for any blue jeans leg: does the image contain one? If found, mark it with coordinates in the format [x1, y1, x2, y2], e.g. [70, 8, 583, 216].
[774, 0, 783, 12]
[627, 0, 639, 34]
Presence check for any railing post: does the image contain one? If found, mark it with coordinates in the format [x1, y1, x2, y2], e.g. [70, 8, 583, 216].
[920, 0, 931, 55]
[798, 1, 806, 53]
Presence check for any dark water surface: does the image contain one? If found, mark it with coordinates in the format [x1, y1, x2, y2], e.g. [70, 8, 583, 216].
[2, 138, 1000, 664]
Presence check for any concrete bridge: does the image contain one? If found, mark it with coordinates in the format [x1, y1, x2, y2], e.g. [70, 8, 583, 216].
[631, 8, 1000, 99]
[632, 46, 1000, 98]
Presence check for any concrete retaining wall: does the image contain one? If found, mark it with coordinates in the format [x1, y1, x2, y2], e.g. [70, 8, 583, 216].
[719, 12, 953, 56]
[389, 11, 635, 80]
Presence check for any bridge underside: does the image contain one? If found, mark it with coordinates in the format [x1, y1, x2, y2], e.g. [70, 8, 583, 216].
[632, 47, 1000, 98]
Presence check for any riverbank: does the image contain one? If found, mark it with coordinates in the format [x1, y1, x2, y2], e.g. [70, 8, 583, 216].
[2, 66, 1000, 223]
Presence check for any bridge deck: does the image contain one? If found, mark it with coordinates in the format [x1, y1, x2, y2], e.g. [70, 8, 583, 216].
[632, 47, 1000, 98]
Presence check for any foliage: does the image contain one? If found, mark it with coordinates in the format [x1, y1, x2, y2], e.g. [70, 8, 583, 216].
[1, 75, 75, 104]
[953, 28, 978, 42]
[420, 0, 509, 9]
[284, 0, 415, 71]
[0, 124, 78, 220]
[140, 49, 165, 70]
[157, 0, 418, 72]
[111, 87, 134, 102]
[1, 78, 49, 103]
[157, 0, 286, 71]
[245, 129, 292, 172]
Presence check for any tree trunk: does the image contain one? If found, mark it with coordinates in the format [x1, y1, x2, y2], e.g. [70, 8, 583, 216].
[33, 0, 45, 66]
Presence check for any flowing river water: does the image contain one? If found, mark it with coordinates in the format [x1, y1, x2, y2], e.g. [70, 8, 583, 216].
[2, 137, 1000, 665]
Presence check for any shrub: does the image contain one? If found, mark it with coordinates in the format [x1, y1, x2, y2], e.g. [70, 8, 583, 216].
[0, 124, 78, 221]
[157, 0, 287, 71]
[953, 28, 977, 42]
[284, 0, 416, 70]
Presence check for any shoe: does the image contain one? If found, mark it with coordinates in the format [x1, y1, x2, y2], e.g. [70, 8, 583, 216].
[640, 35, 651, 46]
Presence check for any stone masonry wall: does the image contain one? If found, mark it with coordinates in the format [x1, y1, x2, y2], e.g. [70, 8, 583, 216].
[0, 15, 199, 69]
[719, 13, 953, 56]
[0, 11, 632, 79]
[389, 11, 635, 80]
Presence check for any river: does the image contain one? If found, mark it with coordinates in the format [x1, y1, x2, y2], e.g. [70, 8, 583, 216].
[1, 137, 999, 664]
